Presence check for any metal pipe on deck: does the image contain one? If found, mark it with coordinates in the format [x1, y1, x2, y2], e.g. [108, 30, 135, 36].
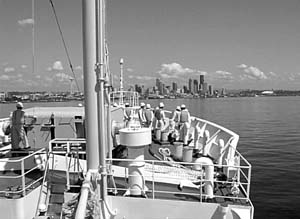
[75, 171, 92, 219]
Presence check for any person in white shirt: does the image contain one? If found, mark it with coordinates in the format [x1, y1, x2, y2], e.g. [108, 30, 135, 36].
[11, 102, 30, 150]
[179, 104, 191, 146]
[144, 104, 154, 128]
[138, 102, 146, 126]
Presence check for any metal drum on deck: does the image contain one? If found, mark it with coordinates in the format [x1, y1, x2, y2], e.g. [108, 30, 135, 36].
[183, 146, 193, 163]
[119, 128, 151, 147]
[173, 142, 183, 160]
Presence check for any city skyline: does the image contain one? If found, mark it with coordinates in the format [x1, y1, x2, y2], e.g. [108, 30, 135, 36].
[1, 0, 300, 91]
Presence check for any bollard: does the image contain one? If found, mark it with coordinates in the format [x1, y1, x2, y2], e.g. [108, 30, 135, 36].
[173, 142, 183, 160]
[182, 146, 193, 163]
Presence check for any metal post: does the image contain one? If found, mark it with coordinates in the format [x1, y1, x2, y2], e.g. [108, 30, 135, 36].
[152, 160, 155, 199]
[21, 160, 26, 197]
[66, 142, 70, 190]
[95, 0, 107, 201]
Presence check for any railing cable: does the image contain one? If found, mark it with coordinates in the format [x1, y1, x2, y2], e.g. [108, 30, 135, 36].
[49, 0, 80, 92]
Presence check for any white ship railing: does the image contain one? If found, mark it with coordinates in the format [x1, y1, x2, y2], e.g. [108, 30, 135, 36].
[163, 111, 240, 166]
[107, 153, 252, 204]
[48, 138, 86, 190]
[0, 148, 46, 198]
[110, 91, 139, 107]
[47, 139, 253, 218]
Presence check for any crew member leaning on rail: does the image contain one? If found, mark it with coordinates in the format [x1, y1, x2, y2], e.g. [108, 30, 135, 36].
[10, 102, 36, 150]
[123, 102, 132, 126]
[154, 102, 166, 130]
[144, 104, 154, 129]
[179, 104, 191, 146]
[138, 102, 146, 126]
[171, 106, 181, 128]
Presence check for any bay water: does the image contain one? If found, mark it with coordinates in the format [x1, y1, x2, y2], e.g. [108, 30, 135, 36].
[1, 96, 299, 218]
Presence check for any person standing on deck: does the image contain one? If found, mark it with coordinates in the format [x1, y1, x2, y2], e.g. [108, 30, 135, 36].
[171, 106, 181, 128]
[11, 102, 30, 150]
[138, 102, 146, 126]
[154, 102, 166, 130]
[123, 103, 132, 126]
[179, 104, 191, 146]
[144, 104, 154, 128]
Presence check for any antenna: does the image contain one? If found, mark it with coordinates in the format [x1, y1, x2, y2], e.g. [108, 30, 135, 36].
[120, 58, 124, 105]
[32, 0, 35, 76]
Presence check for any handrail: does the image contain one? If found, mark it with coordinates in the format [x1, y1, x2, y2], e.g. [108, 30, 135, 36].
[35, 152, 51, 216]
[105, 154, 252, 203]
[0, 148, 46, 197]
[109, 90, 140, 107]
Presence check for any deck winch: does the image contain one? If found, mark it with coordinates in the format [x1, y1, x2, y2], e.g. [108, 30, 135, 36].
[119, 124, 151, 196]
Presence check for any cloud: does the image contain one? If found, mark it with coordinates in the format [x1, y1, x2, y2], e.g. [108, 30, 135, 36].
[0, 75, 10, 80]
[157, 62, 198, 79]
[46, 61, 64, 72]
[268, 71, 277, 77]
[55, 73, 73, 82]
[21, 65, 27, 69]
[288, 76, 295, 81]
[215, 70, 232, 76]
[214, 70, 234, 81]
[128, 75, 155, 80]
[244, 66, 267, 80]
[4, 67, 15, 73]
[237, 64, 267, 80]
[18, 18, 34, 27]
[237, 64, 248, 69]
[127, 68, 134, 72]
[52, 61, 64, 71]
[75, 66, 82, 70]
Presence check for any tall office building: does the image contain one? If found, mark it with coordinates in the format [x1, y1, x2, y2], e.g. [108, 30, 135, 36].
[203, 82, 208, 93]
[172, 82, 178, 93]
[183, 85, 188, 94]
[200, 74, 204, 86]
[193, 79, 199, 94]
[188, 79, 193, 93]
[156, 78, 163, 95]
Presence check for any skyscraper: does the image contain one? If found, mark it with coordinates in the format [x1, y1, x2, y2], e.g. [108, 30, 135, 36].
[200, 75, 204, 86]
[156, 78, 163, 95]
[188, 79, 193, 93]
[172, 82, 178, 93]
[193, 79, 199, 94]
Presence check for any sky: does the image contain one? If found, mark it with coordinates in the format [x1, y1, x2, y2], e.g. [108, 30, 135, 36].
[1, 0, 300, 91]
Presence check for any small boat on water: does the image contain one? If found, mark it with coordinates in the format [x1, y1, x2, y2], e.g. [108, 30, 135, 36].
[0, 0, 253, 218]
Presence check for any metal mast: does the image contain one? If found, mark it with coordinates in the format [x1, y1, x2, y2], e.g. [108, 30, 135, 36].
[32, 0, 35, 76]
[82, 0, 99, 169]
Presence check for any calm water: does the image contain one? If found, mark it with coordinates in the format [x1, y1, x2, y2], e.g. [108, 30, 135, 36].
[1, 97, 300, 218]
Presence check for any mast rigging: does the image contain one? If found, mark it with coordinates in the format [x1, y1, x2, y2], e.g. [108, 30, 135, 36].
[49, 0, 81, 93]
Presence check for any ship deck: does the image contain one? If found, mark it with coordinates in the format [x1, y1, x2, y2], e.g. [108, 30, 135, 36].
[0, 136, 251, 219]
[109, 137, 251, 207]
